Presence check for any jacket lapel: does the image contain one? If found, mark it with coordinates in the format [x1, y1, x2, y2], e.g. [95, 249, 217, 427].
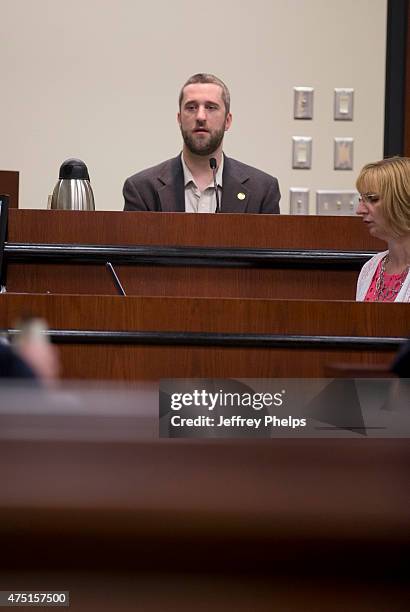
[157, 156, 185, 212]
[221, 156, 250, 213]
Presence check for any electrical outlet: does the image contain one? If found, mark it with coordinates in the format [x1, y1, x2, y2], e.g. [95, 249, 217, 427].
[316, 190, 358, 216]
[289, 188, 309, 214]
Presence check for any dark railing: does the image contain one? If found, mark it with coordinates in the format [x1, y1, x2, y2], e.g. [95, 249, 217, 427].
[3, 329, 405, 350]
[4, 243, 377, 269]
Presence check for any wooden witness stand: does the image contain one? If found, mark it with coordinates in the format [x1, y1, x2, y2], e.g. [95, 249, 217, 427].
[1, 209, 407, 379]
[5, 209, 385, 299]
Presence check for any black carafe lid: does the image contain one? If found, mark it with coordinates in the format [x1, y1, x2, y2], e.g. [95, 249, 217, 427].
[59, 159, 90, 180]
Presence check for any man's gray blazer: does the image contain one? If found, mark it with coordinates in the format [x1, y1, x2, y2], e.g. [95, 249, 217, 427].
[123, 155, 280, 213]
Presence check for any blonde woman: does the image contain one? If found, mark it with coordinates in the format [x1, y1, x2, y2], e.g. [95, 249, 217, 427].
[356, 157, 410, 302]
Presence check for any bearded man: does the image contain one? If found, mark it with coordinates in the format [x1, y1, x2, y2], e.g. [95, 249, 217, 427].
[123, 73, 280, 214]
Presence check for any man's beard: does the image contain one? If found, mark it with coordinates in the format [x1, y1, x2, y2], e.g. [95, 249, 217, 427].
[180, 125, 225, 156]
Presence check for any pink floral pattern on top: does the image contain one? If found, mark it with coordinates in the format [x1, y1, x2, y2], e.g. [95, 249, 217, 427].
[365, 259, 409, 302]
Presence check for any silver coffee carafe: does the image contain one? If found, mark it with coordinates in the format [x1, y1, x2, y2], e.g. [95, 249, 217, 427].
[50, 158, 95, 210]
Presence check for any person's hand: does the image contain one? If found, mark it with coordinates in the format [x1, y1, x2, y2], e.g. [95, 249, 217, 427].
[18, 338, 60, 385]
[14, 318, 60, 386]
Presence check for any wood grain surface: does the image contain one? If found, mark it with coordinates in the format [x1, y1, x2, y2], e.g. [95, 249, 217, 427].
[6, 211, 385, 299]
[0, 294, 407, 379]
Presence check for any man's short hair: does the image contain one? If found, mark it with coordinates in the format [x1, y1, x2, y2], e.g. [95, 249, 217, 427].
[178, 73, 231, 115]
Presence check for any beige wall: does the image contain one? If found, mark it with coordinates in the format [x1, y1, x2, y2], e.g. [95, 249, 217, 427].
[0, 0, 387, 212]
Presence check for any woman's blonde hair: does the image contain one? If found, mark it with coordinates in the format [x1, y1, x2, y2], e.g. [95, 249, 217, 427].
[356, 156, 410, 236]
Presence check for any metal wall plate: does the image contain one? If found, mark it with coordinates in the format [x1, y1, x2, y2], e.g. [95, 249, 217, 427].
[334, 88, 354, 120]
[292, 137, 312, 169]
[316, 190, 358, 216]
[289, 188, 309, 214]
[334, 137, 354, 170]
[293, 87, 314, 119]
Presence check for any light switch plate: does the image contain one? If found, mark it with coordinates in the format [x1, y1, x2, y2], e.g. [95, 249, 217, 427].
[334, 88, 354, 120]
[334, 137, 353, 170]
[316, 190, 358, 216]
[293, 87, 314, 119]
[292, 137, 312, 169]
[289, 188, 309, 214]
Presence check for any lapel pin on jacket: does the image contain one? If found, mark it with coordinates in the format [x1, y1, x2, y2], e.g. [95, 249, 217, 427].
[237, 192, 246, 200]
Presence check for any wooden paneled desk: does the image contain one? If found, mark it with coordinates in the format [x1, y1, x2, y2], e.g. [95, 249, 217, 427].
[5, 210, 384, 300]
[1, 211, 405, 379]
[0, 293, 407, 379]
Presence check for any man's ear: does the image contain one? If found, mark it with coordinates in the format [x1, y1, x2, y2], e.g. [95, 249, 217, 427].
[225, 112, 232, 132]
[177, 111, 181, 127]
